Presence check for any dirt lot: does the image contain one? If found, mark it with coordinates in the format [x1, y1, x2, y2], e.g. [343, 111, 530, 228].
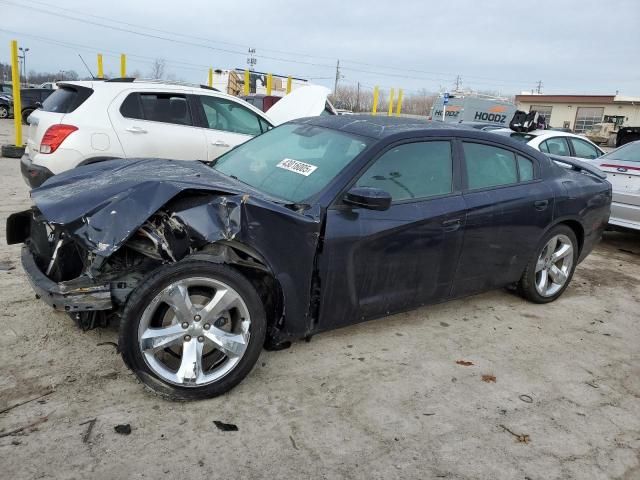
[0, 118, 638, 480]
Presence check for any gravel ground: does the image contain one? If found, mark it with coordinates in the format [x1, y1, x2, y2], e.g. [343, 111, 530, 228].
[0, 118, 638, 480]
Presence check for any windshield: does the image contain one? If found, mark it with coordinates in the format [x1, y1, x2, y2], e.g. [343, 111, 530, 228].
[602, 142, 640, 162]
[491, 131, 538, 143]
[213, 123, 370, 203]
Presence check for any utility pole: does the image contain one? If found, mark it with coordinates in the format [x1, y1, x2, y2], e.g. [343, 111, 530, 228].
[455, 75, 462, 91]
[536, 80, 543, 94]
[356, 81, 360, 112]
[334, 59, 340, 93]
[246, 48, 257, 71]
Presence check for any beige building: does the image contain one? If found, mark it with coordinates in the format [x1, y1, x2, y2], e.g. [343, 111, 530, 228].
[515, 94, 640, 133]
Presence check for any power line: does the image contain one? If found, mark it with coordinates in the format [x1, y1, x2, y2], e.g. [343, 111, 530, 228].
[0, 0, 539, 89]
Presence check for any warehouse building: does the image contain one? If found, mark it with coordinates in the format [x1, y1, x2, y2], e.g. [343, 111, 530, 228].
[515, 94, 640, 133]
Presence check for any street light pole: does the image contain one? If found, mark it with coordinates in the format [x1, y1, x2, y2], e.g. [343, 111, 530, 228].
[19, 47, 29, 86]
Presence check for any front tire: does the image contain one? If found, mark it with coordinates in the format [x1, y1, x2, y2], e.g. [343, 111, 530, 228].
[0, 105, 9, 119]
[518, 225, 578, 303]
[119, 260, 266, 400]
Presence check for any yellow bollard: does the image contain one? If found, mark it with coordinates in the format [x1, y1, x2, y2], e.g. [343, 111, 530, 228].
[387, 88, 395, 116]
[208, 68, 213, 88]
[97, 54, 104, 79]
[10, 40, 22, 147]
[266, 73, 272, 96]
[120, 54, 126, 77]
[286, 76, 292, 94]
[243, 69, 250, 96]
[395, 89, 404, 116]
[372, 86, 379, 115]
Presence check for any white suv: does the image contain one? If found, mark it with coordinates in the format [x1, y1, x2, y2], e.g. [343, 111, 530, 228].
[21, 80, 333, 187]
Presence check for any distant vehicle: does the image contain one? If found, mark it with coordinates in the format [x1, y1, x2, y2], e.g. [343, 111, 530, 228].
[615, 126, 640, 147]
[21, 80, 332, 187]
[239, 94, 282, 112]
[20, 88, 54, 124]
[335, 108, 354, 115]
[0, 93, 12, 119]
[38, 82, 58, 90]
[430, 94, 516, 127]
[458, 121, 504, 131]
[582, 140, 640, 231]
[491, 129, 605, 160]
[0, 84, 13, 95]
[7, 116, 611, 399]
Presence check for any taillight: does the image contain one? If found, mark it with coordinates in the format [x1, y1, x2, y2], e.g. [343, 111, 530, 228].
[40, 124, 78, 154]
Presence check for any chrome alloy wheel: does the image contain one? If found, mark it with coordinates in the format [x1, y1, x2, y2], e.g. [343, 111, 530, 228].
[535, 234, 574, 297]
[137, 277, 251, 387]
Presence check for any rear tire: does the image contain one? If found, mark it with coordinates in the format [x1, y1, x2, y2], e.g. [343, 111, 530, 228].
[518, 225, 578, 304]
[21, 108, 34, 125]
[119, 260, 266, 400]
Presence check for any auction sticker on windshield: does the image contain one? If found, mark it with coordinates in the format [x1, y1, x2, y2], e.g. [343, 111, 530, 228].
[277, 158, 318, 176]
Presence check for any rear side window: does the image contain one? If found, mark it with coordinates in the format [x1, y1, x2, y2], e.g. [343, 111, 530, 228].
[41, 86, 93, 113]
[569, 138, 600, 159]
[517, 155, 534, 181]
[356, 141, 453, 202]
[463, 142, 517, 189]
[540, 137, 570, 156]
[120, 92, 193, 126]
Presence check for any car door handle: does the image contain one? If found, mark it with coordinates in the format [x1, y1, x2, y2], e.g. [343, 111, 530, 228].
[441, 218, 461, 231]
[534, 200, 549, 211]
[212, 140, 230, 148]
[126, 126, 147, 134]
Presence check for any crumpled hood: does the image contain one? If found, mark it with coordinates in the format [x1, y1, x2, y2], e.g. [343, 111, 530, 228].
[31, 158, 276, 256]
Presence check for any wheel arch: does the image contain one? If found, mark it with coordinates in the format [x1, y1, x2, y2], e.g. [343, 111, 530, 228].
[547, 218, 585, 255]
[188, 241, 286, 344]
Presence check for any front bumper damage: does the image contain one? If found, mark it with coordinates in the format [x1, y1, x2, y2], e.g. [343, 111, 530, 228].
[21, 245, 113, 312]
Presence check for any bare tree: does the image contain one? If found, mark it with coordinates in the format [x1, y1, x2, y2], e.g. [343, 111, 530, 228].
[149, 58, 166, 79]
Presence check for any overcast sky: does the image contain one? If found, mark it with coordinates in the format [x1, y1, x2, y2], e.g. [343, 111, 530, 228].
[1, 0, 638, 96]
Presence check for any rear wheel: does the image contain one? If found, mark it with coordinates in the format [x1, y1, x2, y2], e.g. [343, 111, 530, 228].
[119, 260, 266, 400]
[518, 225, 578, 303]
[21, 108, 34, 125]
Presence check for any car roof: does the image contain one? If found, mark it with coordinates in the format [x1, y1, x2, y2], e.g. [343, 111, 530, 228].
[294, 115, 470, 139]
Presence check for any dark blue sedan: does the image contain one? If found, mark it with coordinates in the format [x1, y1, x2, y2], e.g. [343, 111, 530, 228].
[7, 115, 612, 399]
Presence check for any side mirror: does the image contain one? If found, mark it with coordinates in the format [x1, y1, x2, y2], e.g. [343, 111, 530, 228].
[344, 187, 392, 211]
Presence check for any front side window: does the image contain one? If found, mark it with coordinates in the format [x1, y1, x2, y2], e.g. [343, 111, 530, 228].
[199, 95, 265, 136]
[355, 141, 453, 202]
[463, 142, 517, 189]
[541, 137, 571, 156]
[569, 138, 600, 159]
[213, 123, 370, 203]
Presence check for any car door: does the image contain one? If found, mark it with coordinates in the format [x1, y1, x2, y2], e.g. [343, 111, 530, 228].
[451, 140, 553, 297]
[194, 95, 271, 160]
[568, 137, 603, 159]
[109, 90, 207, 160]
[317, 139, 467, 330]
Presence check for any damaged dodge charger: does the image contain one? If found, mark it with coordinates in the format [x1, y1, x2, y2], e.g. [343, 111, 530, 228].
[7, 116, 611, 400]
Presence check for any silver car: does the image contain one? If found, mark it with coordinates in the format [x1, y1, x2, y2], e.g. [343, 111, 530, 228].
[587, 141, 640, 231]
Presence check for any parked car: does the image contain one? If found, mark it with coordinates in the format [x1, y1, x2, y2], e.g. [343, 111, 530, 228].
[239, 94, 282, 112]
[491, 128, 605, 160]
[582, 140, 640, 231]
[20, 81, 332, 188]
[0, 92, 11, 119]
[7, 116, 611, 400]
[20, 87, 54, 124]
